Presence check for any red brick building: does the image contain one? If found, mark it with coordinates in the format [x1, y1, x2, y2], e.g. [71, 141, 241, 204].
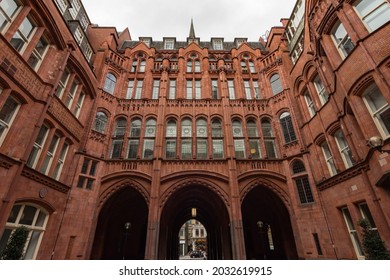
[0, 0, 389, 260]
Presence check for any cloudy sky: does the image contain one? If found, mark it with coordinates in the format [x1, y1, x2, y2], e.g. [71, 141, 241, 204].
[82, 0, 297, 42]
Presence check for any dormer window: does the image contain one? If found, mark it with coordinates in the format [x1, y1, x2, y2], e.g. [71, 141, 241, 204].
[235, 38, 247, 48]
[164, 38, 175, 49]
[139, 37, 151, 47]
[212, 39, 223, 50]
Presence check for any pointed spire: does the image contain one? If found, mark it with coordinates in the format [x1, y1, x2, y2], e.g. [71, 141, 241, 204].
[189, 18, 196, 39]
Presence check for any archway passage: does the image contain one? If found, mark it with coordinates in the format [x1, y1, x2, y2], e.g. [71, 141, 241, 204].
[241, 186, 298, 260]
[159, 184, 232, 260]
[91, 187, 148, 259]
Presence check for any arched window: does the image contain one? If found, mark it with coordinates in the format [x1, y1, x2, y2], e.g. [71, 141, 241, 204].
[93, 111, 108, 133]
[110, 117, 126, 159]
[211, 118, 223, 158]
[166, 119, 177, 137]
[247, 119, 261, 159]
[270, 73, 283, 95]
[131, 60, 137, 72]
[291, 160, 314, 204]
[143, 118, 156, 159]
[181, 118, 192, 159]
[181, 118, 192, 137]
[321, 141, 338, 176]
[0, 204, 48, 259]
[280, 112, 297, 143]
[304, 90, 316, 118]
[196, 118, 208, 159]
[261, 119, 277, 158]
[165, 119, 177, 159]
[103, 73, 116, 94]
[232, 119, 245, 158]
[194, 60, 201, 72]
[127, 118, 141, 159]
[187, 58, 201, 72]
[241, 60, 247, 72]
[186, 60, 192, 72]
[292, 160, 306, 174]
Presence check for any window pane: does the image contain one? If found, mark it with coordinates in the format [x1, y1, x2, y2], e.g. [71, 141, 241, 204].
[165, 140, 176, 159]
[110, 140, 123, 158]
[94, 112, 108, 133]
[212, 139, 224, 158]
[292, 161, 306, 174]
[35, 211, 46, 227]
[211, 120, 222, 137]
[0, 96, 19, 125]
[166, 120, 177, 137]
[228, 80, 235, 99]
[145, 119, 156, 137]
[247, 121, 258, 137]
[359, 203, 376, 228]
[234, 139, 246, 159]
[23, 231, 39, 259]
[196, 119, 207, 137]
[19, 206, 37, 225]
[130, 119, 141, 137]
[104, 73, 116, 94]
[270, 74, 283, 95]
[197, 139, 208, 159]
[262, 120, 273, 137]
[355, 0, 390, 31]
[181, 139, 192, 159]
[182, 119, 192, 137]
[19, 17, 34, 38]
[0, 229, 12, 254]
[7, 204, 21, 223]
[249, 139, 261, 159]
[265, 139, 277, 158]
[280, 112, 297, 143]
[143, 139, 154, 159]
[232, 120, 243, 137]
[127, 140, 139, 159]
[295, 177, 314, 204]
[364, 4, 390, 31]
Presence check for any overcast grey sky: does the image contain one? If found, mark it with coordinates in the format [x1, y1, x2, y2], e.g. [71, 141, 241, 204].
[82, 0, 297, 42]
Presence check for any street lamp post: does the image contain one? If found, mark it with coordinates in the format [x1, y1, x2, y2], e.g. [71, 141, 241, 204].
[123, 222, 131, 260]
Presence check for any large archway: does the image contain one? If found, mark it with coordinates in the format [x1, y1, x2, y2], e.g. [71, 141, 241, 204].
[241, 185, 298, 259]
[158, 184, 232, 260]
[90, 187, 148, 259]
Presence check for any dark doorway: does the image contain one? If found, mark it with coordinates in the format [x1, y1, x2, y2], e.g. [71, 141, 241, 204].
[90, 187, 148, 259]
[241, 186, 298, 260]
[158, 184, 231, 259]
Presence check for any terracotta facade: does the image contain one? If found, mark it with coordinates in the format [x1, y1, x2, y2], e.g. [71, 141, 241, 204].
[0, 0, 389, 260]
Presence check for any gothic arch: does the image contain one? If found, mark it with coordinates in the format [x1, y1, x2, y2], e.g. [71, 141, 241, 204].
[97, 177, 150, 210]
[240, 176, 291, 210]
[159, 176, 230, 210]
